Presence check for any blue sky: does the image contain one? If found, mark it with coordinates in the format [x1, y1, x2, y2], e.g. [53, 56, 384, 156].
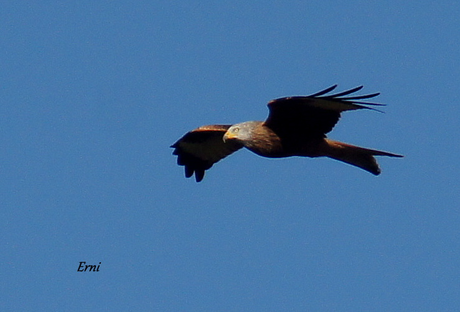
[1, 1, 459, 311]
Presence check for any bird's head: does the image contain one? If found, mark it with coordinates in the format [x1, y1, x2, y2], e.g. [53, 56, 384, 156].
[223, 121, 260, 143]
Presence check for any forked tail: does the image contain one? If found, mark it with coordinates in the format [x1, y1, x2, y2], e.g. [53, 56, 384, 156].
[324, 139, 403, 175]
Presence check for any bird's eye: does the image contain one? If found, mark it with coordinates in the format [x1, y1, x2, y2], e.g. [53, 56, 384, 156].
[233, 127, 239, 133]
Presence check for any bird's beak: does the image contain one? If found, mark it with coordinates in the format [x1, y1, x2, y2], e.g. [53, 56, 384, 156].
[223, 131, 237, 142]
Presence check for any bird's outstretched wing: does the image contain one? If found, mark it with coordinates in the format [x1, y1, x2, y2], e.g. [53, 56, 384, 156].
[171, 125, 243, 182]
[264, 85, 384, 138]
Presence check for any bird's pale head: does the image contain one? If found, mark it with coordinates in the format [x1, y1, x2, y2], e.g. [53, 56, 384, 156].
[223, 121, 260, 143]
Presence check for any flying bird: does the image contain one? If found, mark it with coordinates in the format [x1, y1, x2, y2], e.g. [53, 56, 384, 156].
[171, 85, 402, 182]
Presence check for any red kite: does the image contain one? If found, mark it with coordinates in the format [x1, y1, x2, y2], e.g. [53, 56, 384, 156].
[172, 85, 402, 182]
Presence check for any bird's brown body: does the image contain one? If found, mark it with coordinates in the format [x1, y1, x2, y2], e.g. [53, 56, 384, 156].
[224, 121, 324, 158]
[172, 85, 403, 182]
[228, 122, 287, 157]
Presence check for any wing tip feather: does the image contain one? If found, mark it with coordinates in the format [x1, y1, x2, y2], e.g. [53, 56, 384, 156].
[172, 125, 242, 182]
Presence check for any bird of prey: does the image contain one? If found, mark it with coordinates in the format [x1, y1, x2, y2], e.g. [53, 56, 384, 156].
[171, 85, 402, 182]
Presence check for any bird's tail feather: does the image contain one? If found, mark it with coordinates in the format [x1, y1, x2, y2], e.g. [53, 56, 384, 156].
[324, 139, 403, 175]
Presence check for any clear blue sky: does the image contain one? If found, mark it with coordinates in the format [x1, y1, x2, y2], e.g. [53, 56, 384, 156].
[1, 1, 459, 311]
